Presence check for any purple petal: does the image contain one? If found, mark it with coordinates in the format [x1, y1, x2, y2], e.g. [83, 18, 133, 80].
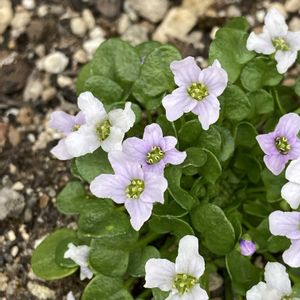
[90, 174, 128, 204]
[170, 56, 201, 86]
[122, 137, 148, 163]
[163, 136, 177, 151]
[263, 154, 289, 175]
[192, 95, 220, 130]
[256, 133, 277, 155]
[49, 111, 76, 135]
[275, 113, 300, 138]
[162, 87, 197, 122]
[198, 60, 228, 97]
[74, 111, 86, 126]
[124, 200, 153, 231]
[164, 149, 187, 165]
[50, 139, 73, 160]
[143, 123, 165, 148]
[283, 239, 300, 268]
[239, 240, 256, 256]
[269, 210, 300, 239]
[143, 161, 165, 175]
[288, 138, 300, 160]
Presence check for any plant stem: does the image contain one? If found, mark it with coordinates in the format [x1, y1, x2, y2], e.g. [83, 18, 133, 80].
[134, 232, 160, 249]
[272, 87, 285, 115]
[137, 288, 152, 299]
[124, 276, 136, 290]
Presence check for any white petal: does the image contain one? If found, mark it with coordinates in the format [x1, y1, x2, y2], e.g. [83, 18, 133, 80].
[246, 282, 281, 300]
[286, 31, 300, 51]
[246, 31, 275, 55]
[281, 182, 300, 209]
[187, 285, 209, 300]
[283, 239, 300, 268]
[108, 102, 135, 133]
[175, 235, 205, 278]
[78, 92, 107, 125]
[275, 50, 297, 74]
[66, 291, 75, 300]
[65, 125, 100, 157]
[286, 158, 300, 184]
[264, 8, 288, 38]
[101, 126, 124, 152]
[144, 258, 176, 291]
[50, 139, 73, 160]
[264, 262, 292, 296]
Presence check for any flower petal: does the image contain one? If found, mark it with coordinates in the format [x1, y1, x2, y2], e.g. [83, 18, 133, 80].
[246, 31, 275, 55]
[269, 210, 300, 239]
[192, 95, 220, 130]
[49, 111, 76, 135]
[122, 137, 148, 163]
[286, 158, 300, 184]
[90, 174, 127, 204]
[101, 126, 124, 153]
[246, 282, 281, 300]
[143, 123, 165, 148]
[199, 60, 228, 97]
[78, 92, 107, 125]
[281, 182, 300, 209]
[65, 125, 100, 157]
[264, 8, 288, 38]
[170, 56, 201, 86]
[275, 50, 297, 74]
[286, 31, 300, 51]
[164, 149, 187, 165]
[175, 235, 205, 278]
[188, 285, 209, 300]
[124, 200, 153, 230]
[282, 239, 300, 268]
[264, 262, 292, 296]
[66, 291, 75, 300]
[275, 113, 300, 138]
[74, 111, 86, 125]
[50, 139, 73, 160]
[263, 154, 288, 175]
[144, 258, 176, 291]
[256, 133, 277, 155]
[164, 136, 178, 151]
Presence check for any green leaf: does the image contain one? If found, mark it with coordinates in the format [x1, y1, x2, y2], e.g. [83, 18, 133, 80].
[89, 239, 129, 277]
[191, 203, 235, 255]
[127, 246, 160, 277]
[91, 38, 140, 90]
[261, 169, 286, 202]
[182, 147, 207, 168]
[178, 119, 202, 148]
[55, 236, 80, 269]
[56, 181, 87, 215]
[224, 17, 250, 31]
[76, 63, 92, 95]
[152, 288, 169, 300]
[295, 77, 300, 97]
[241, 57, 283, 91]
[132, 45, 181, 109]
[248, 89, 274, 116]
[219, 85, 251, 122]
[84, 75, 124, 106]
[75, 148, 113, 183]
[226, 250, 261, 295]
[198, 126, 222, 156]
[32, 229, 78, 280]
[82, 274, 133, 300]
[217, 126, 235, 161]
[209, 26, 255, 82]
[235, 122, 257, 148]
[136, 41, 162, 59]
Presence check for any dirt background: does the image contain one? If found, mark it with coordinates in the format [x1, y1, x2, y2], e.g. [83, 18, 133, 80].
[0, 0, 299, 299]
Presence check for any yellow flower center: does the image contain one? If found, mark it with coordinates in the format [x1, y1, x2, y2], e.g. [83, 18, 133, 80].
[96, 120, 111, 141]
[173, 273, 197, 294]
[272, 37, 289, 51]
[126, 179, 145, 199]
[187, 82, 209, 101]
[146, 146, 165, 164]
[275, 136, 291, 154]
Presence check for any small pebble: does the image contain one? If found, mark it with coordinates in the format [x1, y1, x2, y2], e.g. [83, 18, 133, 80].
[57, 75, 73, 88]
[42, 87, 57, 102]
[73, 49, 88, 64]
[11, 246, 19, 257]
[22, 0, 36, 10]
[12, 182, 24, 191]
[82, 9, 95, 30]
[43, 52, 69, 74]
[7, 230, 16, 241]
[70, 17, 87, 37]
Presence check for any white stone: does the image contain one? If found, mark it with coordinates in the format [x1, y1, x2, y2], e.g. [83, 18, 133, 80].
[89, 26, 105, 39]
[41, 87, 57, 102]
[83, 37, 105, 59]
[117, 13, 130, 34]
[122, 23, 149, 46]
[82, 9, 95, 30]
[27, 282, 56, 300]
[57, 75, 73, 88]
[256, 10, 265, 23]
[73, 49, 88, 64]
[12, 181, 24, 191]
[227, 5, 241, 17]
[11, 246, 18, 257]
[7, 230, 16, 241]
[22, 0, 35, 10]
[210, 26, 219, 40]
[37, 5, 48, 17]
[153, 7, 197, 42]
[0, 0, 13, 35]
[11, 10, 31, 30]
[43, 52, 69, 74]
[290, 17, 300, 31]
[285, 0, 300, 12]
[126, 0, 169, 23]
[0, 188, 25, 220]
[182, 0, 214, 17]
[70, 17, 87, 37]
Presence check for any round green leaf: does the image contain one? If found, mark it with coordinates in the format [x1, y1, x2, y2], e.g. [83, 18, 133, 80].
[235, 122, 257, 148]
[135, 41, 162, 59]
[248, 89, 274, 116]
[55, 236, 80, 268]
[182, 147, 207, 168]
[76, 63, 92, 95]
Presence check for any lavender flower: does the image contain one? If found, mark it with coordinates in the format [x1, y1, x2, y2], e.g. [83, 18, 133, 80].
[122, 123, 186, 174]
[90, 151, 168, 231]
[269, 210, 300, 268]
[256, 113, 300, 175]
[162, 56, 228, 130]
[49, 111, 85, 160]
[239, 239, 256, 256]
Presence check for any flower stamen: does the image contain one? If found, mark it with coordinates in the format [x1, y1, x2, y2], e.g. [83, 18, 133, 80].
[146, 146, 165, 164]
[72, 124, 81, 131]
[272, 37, 289, 51]
[275, 136, 291, 154]
[96, 120, 111, 141]
[173, 273, 197, 294]
[126, 179, 145, 199]
[187, 82, 209, 101]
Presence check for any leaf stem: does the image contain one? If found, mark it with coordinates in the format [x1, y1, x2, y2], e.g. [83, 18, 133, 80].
[134, 232, 160, 249]
[137, 288, 152, 299]
[272, 87, 285, 115]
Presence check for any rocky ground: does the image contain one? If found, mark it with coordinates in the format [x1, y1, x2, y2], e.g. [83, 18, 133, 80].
[0, 0, 299, 299]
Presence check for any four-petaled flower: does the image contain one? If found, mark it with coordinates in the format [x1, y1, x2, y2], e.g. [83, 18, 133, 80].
[64, 92, 135, 157]
[144, 235, 208, 300]
[256, 113, 300, 175]
[247, 8, 300, 74]
[246, 262, 295, 300]
[239, 239, 256, 257]
[269, 210, 300, 268]
[49, 111, 85, 160]
[122, 123, 186, 174]
[64, 243, 93, 280]
[162, 56, 228, 130]
[90, 151, 167, 231]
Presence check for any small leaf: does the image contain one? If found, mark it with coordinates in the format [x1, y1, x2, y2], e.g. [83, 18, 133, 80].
[261, 169, 286, 202]
[235, 122, 257, 148]
[248, 89, 274, 116]
[181, 147, 207, 168]
[76, 63, 92, 95]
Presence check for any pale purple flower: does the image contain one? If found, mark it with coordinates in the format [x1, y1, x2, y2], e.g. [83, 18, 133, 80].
[246, 262, 293, 300]
[145, 235, 208, 300]
[49, 111, 85, 160]
[90, 151, 168, 231]
[269, 210, 300, 268]
[66, 291, 75, 300]
[256, 113, 300, 175]
[122, 123, 186, 174]
[247, 8, 300, 74]
[239, 239, 256, 256]
[162, 56, 228, 130]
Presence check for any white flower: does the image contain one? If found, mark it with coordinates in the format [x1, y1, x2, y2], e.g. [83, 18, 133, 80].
[281, 158, 300, 209]
[66, 291, 75, 300]
[247, 8, 300, 74]
[64, 243, 93, 280]
[246, 262, 296, 300]
[65, 92, 135, 156]
[144, 235, 208, 300]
